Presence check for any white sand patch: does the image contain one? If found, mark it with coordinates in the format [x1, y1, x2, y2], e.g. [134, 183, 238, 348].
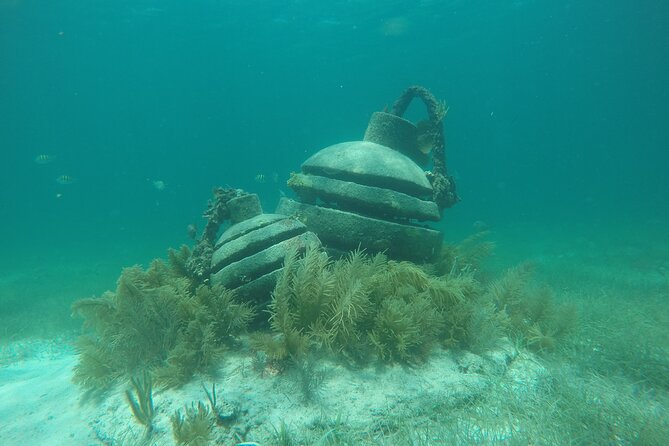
[0, 339, 547, 445]
[0, 343, 97, 445]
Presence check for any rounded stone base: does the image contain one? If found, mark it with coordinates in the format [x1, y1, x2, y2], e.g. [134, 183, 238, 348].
[276, 198, 442, 263]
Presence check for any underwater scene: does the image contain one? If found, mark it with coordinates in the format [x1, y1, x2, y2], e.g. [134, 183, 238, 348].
[1, 0, 668, 444]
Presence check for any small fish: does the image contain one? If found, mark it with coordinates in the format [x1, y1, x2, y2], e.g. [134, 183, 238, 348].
[472, 220, 490, 231]
[34, 154, 55, 164]
[254, 174, 266, 183]
[416, 120, 436, 154]
[186, 223, 198, 240]
[56, 175, 75, 185]
[152, 179, 166, 191]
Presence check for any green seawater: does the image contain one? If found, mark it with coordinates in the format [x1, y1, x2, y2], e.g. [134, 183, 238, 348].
[1, 1, 667, 444]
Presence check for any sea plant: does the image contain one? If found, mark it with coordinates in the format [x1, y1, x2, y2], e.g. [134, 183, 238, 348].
[168, 245, 193, 285]
[202, 383, 238, 426]
[270, 420, 296, 446]
[171, 401, 213, 446]
[125, 371, 156, 436]
[253, 247, 379, 362]
[432, 230, 496, 277]
[485, 263, 578, 351]
[257, 247, 471, 364]
[368, 292, 442, 362]
[292, 354, 325, 403]
[72, 254, 254, 389]
[255, 237, 578, 365]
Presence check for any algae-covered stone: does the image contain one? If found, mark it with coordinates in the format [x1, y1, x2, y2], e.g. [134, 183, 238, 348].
[301, 141, 433, 198]
[276, 198, 441, 262]
[210, 212, 321, 303]
[227, 193, 263, 224]
[215, 213, 287, 248]
[212, 216, 306, 271]
[281, 140, 444, 262]
[363, 111, 419, 159]
[211, 231, 320, 291]
[289, 172, 440, 222]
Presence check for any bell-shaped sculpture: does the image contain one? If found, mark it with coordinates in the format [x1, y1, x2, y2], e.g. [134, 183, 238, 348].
[277, 140, 442, 262]
[210, 194, 320, 305]
[277, 86, 459, 262]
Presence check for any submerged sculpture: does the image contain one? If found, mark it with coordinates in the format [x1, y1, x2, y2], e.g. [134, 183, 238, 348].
[277, 85, 458, 262]
[185, 86, 457, 299]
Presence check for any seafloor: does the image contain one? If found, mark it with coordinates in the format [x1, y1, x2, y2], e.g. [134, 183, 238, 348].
[1, 219, 667, 445]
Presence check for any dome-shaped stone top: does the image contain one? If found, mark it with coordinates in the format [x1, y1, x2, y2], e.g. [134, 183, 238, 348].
[302, 141, 432, 198]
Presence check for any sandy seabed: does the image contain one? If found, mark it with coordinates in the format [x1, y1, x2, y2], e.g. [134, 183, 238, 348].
[2, 220, 666, 445]
[0, 335, 547, 446]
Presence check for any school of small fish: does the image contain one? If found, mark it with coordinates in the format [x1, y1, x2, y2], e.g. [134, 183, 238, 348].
[34, 154, 75, 197]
